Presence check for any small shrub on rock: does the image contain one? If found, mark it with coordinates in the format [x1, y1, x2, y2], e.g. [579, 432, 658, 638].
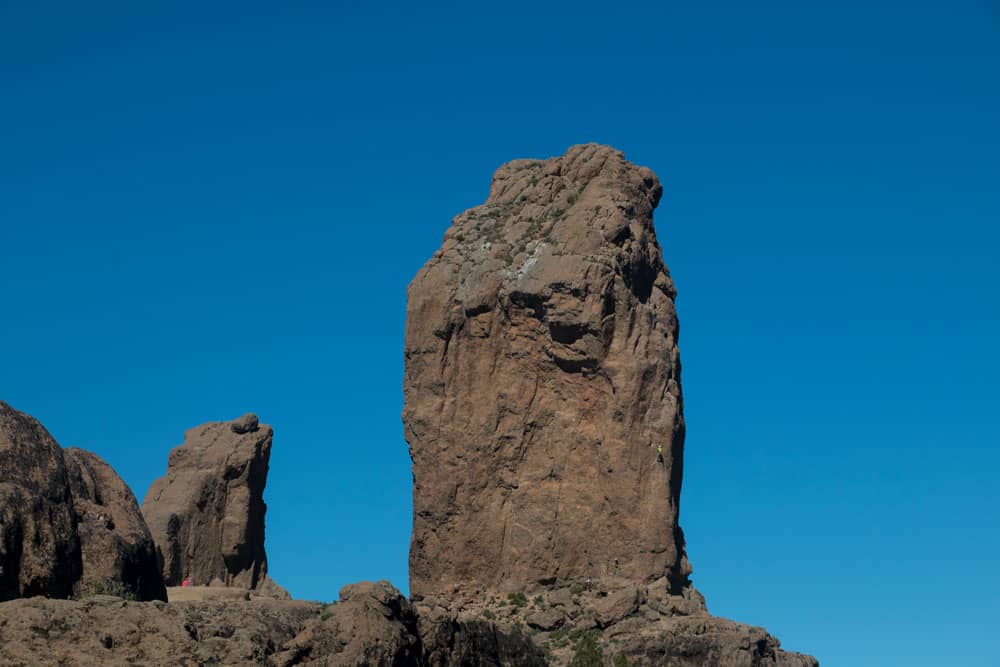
[508, 592, 528, 608]
[569, 632, 604, 667]
[79, 578, 136, 601]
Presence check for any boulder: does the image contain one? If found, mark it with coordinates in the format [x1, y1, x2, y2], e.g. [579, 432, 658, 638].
[141, 413, 279, 594]
[0, 401, 81, 600]
[526, 607, 565, 631]
[594, 586, 643, 628]
[64, 448, 167, 601]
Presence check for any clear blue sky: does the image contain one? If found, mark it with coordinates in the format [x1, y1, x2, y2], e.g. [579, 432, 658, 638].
[1, 2, 997, 665]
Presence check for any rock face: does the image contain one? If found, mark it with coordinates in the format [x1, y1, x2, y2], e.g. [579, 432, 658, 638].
[0, 401, 166, 602]
[404, 143, 689, 599]
[0, 401, 81, 600]
[275, 580, 422, 665]
[141, 414, 280, 594]
[64, 448, 167, 602]
[403, 145, 818, 665]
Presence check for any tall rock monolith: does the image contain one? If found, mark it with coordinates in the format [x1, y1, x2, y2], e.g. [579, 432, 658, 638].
[141, 413, 284, 596]
[403, 143, 691, 600]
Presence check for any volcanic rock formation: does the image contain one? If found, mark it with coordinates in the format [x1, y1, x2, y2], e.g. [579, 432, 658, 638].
[403, 144, 818, 665]
[0, 401, 82, 600]
[404, 143, 689, 599]
[0, 401, 166, 602]
[65, 448, 168, 602]
[141, 413, 284, 595]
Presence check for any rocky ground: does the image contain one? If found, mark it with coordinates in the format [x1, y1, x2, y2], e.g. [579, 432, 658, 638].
[0, 582, 541, 666]
[0, 580, 815, 666]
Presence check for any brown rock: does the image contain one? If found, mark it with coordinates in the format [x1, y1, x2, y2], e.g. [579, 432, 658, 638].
[0, 582, 544, 666]
[0, 595, 316, 666]
[274, 580, 421, 666]
[525, 607, 565, 631]
[141, 414, 278, 594]
[404, 143, 690, 599]
[594, 585, 643, 628]
[231, 413, 259, 434]
[547, 587, 576, 609]
[419, 616, 545, 667]
[402, 145, 817, 665]
[620, 616, 819, 667]
[645, 576, 708, 617]
[0, 401, 81, 600]
[64, 448, 167, 602]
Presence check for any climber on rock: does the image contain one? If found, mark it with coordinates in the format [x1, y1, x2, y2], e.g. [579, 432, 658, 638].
[657, 444, 664, 464]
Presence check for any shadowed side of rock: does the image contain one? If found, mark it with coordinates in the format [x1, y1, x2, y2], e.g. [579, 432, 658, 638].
[0, 401, 167, 602]
[0, 401, 81, 600]
[141, 413, 287, 597]
[64, 448, 167, 602]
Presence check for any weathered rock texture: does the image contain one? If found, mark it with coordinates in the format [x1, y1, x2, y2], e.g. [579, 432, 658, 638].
[0, 581, 543, 666]
[439, 577, 816, 666]
[0, 401, 165, 602]
[404, 143, 689, 599]
[0, 401, 81, 600]
[141, 413, 282, 595]
[403, 145, 818, 665]
[65, 448, 168, 602]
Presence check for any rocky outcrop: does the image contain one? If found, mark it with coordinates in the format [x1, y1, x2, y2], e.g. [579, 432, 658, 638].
[444, 578, 816, 666]
[276, 581, 544, 666]
[403, 145, 817, 665]
[141, 413, 284, 596]
[418, 610, 545, 666]
[65, 448, 168, 602]
[404, 143, 689, 600]
[0, 401, 164, 602]
[617, 616, 818, 667]
[274, 580, 422, 665]
[0, 581, 543, 666]
[0, 401, 81, 600]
